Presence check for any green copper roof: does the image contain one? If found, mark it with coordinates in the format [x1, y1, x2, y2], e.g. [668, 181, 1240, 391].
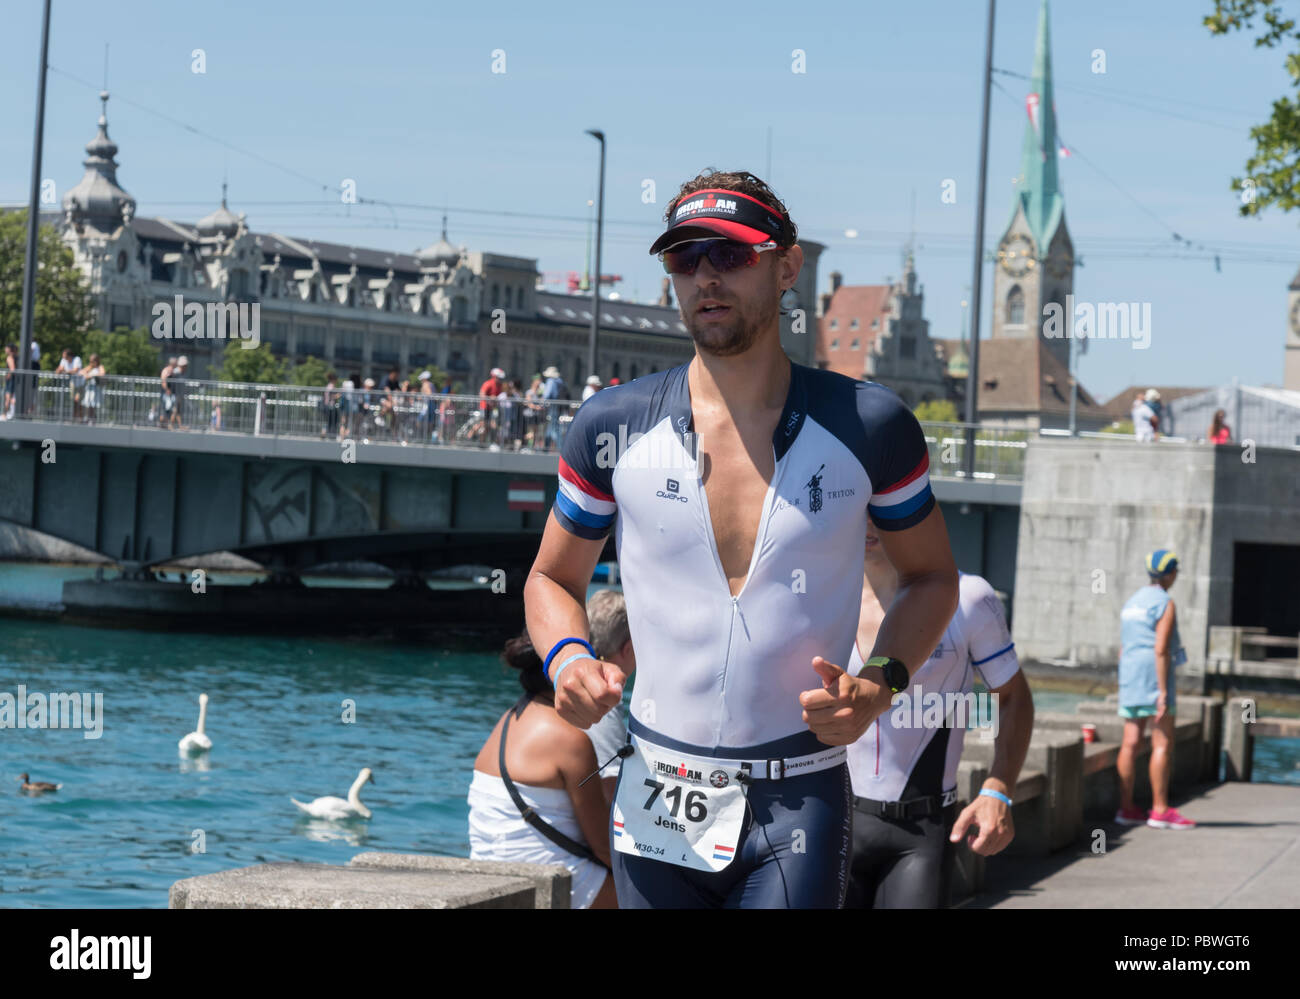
[1009, 0, 1064, 252]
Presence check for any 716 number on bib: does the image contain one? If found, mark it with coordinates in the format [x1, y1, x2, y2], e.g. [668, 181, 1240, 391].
[643, 780, 708, 822]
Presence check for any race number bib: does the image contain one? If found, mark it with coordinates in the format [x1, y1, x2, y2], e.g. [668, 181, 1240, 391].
[612, 735, 748, 873]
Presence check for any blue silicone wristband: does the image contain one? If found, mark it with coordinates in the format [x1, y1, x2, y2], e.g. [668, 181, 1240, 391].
[543, 637, 596, 682]
[552, 652, 596, 686]
[979, 788, 1013, 807]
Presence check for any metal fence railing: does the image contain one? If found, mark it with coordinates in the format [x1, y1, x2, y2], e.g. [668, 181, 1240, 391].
[920, 422, 1029, 481]
[0, 369, 1064, 480]
[0, 369, 581, 452]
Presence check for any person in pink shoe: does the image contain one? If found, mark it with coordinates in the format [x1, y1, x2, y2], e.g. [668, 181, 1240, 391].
[1115, 549, 1195, 830]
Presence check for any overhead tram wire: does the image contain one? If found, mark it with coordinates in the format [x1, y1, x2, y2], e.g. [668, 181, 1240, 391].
[993, 68, 1258, 126]
[988, 76, 1236, 271]
[46, 69, 1283, 270]
[48, 65, 340, 196]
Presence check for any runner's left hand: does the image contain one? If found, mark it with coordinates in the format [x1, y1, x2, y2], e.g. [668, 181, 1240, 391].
[799, 657, 885, 746]
[949, 792, 1015, 856]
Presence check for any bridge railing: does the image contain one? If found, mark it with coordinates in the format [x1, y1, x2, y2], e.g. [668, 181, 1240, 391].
[920, 422, 1029, 481]
[3, 369, 583, 451]
[3, 369, 1031, 478]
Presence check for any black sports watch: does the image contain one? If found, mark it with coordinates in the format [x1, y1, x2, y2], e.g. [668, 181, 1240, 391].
[863, 656, 909, 694]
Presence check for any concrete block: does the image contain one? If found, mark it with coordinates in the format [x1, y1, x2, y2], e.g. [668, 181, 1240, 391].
[948, 761, 988, 903]
[1026, 729, 1084, 852]
[349, 852, 571, 910]
[1223, 697, 1254, 782]
[1033, 711, 1124, 744]
[169, 861, 537, 909]
[1002, 768, 1050, 857]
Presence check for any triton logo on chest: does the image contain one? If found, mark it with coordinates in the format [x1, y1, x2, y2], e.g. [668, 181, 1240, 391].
[806, 464, 825, 513]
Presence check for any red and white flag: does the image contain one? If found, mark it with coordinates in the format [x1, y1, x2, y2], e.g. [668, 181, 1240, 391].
[507, 480, 545, 511]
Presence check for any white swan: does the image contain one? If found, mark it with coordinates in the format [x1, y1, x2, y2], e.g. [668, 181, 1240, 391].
[178, 693, 212, 755]
[292, 767, 374, 820]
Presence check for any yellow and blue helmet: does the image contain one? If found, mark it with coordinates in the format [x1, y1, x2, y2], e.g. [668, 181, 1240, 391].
[1145, 549, 1179, 577]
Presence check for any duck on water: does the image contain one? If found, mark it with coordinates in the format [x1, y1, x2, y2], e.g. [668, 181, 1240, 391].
[19, 772, 61, 793]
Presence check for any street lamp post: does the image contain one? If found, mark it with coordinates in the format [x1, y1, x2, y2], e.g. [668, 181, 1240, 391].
[18, 0, 53, 415]
[963, 0, 995, 478]
[585, 129, 606, 381]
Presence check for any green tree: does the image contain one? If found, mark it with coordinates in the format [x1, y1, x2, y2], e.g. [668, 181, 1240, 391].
[0, 210, 94, 366]
[214, 340, 285, 385]
[913, 398, 961, 423]
[82, 326, 161, 376]
[287, 355, 331, 387]
[1206, 2, 1300, 215]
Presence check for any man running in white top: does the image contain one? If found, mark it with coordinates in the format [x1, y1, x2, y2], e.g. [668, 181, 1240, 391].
[524, 169, 959, 908]
[845, 519, 1034, 908]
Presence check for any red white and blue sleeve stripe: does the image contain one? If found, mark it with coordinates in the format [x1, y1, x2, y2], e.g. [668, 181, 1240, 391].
[868, 452, 934, 530]
[555, 457, 616, 539]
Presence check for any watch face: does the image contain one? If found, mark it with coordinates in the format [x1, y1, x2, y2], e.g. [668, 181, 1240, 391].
[998, 234, 1035, 277]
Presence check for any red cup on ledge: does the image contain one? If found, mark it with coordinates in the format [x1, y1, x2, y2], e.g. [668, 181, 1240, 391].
[1082, 723, 1097, 744]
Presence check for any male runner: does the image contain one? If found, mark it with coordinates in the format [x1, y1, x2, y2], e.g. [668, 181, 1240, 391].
[845, 520, 1034, 908]
[524, 169, 959, 908]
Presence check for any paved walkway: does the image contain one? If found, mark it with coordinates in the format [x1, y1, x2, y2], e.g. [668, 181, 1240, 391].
[966, 782, 1300, 908]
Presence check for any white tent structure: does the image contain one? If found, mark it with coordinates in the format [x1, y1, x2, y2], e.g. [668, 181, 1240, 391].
[1167, 382, 1300, 448]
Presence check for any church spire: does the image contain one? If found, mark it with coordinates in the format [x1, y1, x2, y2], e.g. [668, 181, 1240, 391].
[1015, 0, 1064, 251]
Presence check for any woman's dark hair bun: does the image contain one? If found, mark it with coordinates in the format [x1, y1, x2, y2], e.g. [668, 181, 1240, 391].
[502, 632, 551, 695]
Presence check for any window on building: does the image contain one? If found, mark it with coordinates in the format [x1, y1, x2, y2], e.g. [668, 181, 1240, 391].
[830, 338, 840, 350]
[337, 329, 364, 361]
[630, 364, 638, 380]
[900, 336, 916, 359]
[871, 318, 879, 330]
[612, 362, 620, 380]
[573, 358, 582, 386]
[298, 324, 326, 357]
[850, 318, 859, 330]
[109, 304, 132, 330]
[491, 284, 499, 308]
[374, 333, 400, 364]
[1007, 285, 1025, 325]
[830, 318, 838, 330]
[851, 338, 860, 350]
[265, 320, 289, 355]
[229, 269, 251, 301]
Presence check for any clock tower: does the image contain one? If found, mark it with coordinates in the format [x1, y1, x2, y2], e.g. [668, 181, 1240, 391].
[1288, 268, 1300, 391]
[991, 0, 1074, 371]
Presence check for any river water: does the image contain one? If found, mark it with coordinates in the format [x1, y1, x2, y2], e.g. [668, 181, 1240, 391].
[1, 565, 1296, 908]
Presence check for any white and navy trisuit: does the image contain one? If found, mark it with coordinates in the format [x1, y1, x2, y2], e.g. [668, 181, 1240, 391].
[845, 573, 1020, 909]
[551, 359, 935, 908]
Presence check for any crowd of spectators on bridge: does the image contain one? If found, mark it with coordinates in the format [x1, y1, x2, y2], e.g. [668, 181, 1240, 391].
[315, 364, 614, 452]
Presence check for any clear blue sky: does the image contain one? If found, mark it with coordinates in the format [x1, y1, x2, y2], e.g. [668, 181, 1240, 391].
[2, 0, 1297, 402]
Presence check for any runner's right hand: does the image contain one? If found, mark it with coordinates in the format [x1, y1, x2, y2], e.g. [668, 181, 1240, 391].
[554, 656, 624, 729]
